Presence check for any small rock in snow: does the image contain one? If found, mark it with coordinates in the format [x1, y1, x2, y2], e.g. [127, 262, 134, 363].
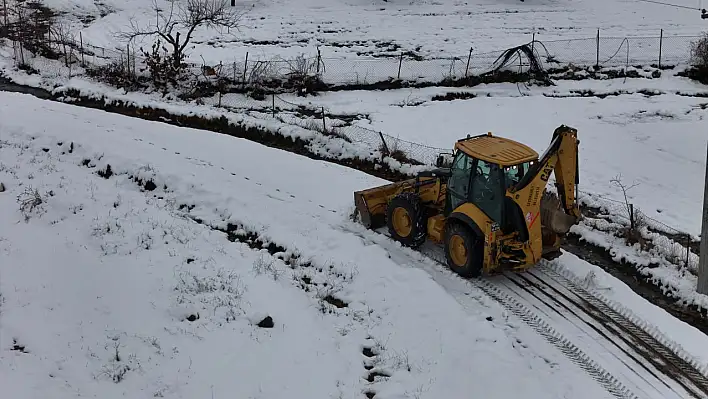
[186, 313, 199, 322]
[485, 316, 493, 322]
[257, 316, 274, 328]
[0, 182, 5, 192]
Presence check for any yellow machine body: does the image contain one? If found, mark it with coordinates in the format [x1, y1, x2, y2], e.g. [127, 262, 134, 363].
[353, 125, 581, 277]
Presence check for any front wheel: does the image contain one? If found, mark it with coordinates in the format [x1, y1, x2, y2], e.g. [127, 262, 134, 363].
[444, 222, 483, 278]
[386, 192, 427, 248]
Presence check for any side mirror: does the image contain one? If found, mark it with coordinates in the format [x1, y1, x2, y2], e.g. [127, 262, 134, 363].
[435, 152, 454, 168]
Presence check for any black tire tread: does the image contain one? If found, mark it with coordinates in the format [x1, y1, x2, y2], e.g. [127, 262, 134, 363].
[385, 192, 428, 248]
[444, 221, 483, 278]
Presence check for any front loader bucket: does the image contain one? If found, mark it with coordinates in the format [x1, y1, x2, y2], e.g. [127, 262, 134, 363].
[353, 178, 421, 229]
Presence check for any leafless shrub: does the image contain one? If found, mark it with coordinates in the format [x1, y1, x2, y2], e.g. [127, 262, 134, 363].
[252, 255, 284, 280]
[387, 349, 417, 372]
[247, 59, 279, 86]
[176, 268, 245, 321]
[16, 186, 47, 221]
[690, 32, 708, 70]
[283, 54, 324, 95]
[690, 32, 708, 82]
[610, 174, 647, 248]
[50, 20, 78, 68]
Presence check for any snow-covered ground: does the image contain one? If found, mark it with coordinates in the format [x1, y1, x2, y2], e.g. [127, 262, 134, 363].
[3, 90, 708, 399]
[2, 0, 708, 397]
[0, 90, 624, 399]
[47, 0, 707, 64]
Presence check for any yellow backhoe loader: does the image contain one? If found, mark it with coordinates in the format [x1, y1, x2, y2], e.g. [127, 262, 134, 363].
[353, 124, 582, 277]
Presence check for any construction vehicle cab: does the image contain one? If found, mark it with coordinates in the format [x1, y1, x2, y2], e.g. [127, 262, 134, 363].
[354, 125, 581, 278]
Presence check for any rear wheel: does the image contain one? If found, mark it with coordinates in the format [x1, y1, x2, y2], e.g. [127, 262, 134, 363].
[444, 222, 483, 277]
[386, 192, 427, 248]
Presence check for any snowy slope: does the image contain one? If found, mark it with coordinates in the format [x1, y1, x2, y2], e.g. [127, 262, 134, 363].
[0, 91, 619, 399]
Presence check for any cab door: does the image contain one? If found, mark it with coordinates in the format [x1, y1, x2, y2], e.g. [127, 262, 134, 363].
[470, 159, 503, 224]
[445, 151, 474, 214]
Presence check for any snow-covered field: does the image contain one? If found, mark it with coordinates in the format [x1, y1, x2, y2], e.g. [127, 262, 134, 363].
[4, 90, 708, 399]
[48, 0, 706, 63]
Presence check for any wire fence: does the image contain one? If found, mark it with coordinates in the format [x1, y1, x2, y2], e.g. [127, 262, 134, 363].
[5, 28, 705, 87]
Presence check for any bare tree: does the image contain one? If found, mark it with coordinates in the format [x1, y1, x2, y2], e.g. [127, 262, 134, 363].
[119, 0, 247, 68]
[50, 20, 76, 67]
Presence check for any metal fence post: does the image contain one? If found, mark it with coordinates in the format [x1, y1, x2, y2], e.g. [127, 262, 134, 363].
[321, 107, 326, 133]
[595, 29, 600, 68]
[397, 53, 403, 80]
[698, 141, 708, 294]
[658, 29, 663, 68]
[465, 47, 473, 78]
[686, 234, 691, 268]
[242, 51, 248, 88]
[316, 47, 322, 76]
[80, 31, 85, 67]
[378, 132, 389, 156]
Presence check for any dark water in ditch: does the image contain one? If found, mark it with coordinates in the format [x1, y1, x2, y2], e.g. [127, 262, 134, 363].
[0, 76, 52, 99]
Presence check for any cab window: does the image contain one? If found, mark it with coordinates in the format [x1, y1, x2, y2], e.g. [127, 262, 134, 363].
[471, 159, 503, 223]
[503, 161, 532, 188]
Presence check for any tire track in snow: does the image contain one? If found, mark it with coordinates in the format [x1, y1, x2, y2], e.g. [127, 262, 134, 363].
[350, 222, 708, 398]
[470, 277, 639, 399]
[530, 263, 708, 398]
[499, 271, 688, 398]
[340, 223, 638, 399]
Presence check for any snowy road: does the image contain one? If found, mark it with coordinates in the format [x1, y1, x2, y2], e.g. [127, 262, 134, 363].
[356, 225, 708, 399]
[500, 267, 708, 399]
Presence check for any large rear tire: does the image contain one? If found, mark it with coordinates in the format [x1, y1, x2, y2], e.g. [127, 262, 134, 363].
[444, 221, 483, 278]
[386, 192, 427, 248]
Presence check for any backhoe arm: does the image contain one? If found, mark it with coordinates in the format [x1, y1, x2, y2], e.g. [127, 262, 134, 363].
[504, 125, 581, 263]
[511, 125, 581, 220]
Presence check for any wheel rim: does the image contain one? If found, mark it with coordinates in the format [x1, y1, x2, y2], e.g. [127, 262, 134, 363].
[449, 234, 467, 267]
[392, 207, 412, 237]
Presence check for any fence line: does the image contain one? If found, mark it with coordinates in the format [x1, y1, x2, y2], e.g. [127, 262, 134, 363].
[4, 28, 705, 87]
